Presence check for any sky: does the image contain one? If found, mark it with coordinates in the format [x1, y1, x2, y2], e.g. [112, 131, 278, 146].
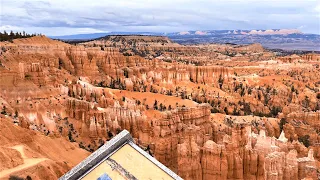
[0, 0, 319, 36]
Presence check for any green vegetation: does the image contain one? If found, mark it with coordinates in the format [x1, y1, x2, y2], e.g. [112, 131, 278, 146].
[0, 31, 38, 42]
[25, 74, 32, 80]
[298, 135, 310, 148]
[1, 106, 7, 115]
[9, 176, 25, 180]
[218, 74, 224, 89]
[279, 118, 287, 132]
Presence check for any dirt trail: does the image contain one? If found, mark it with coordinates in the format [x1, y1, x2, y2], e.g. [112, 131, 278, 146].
[11, 145, 27, 158]
[0, 145, 48, 179]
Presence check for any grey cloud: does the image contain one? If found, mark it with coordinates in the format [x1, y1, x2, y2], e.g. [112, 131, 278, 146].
[0, 0, 319, 35]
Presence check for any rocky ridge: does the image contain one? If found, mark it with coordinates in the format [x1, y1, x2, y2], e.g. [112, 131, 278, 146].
[0, 35, 319, 179]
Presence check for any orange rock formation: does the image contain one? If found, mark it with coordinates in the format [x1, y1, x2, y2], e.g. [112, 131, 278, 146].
[0, 35, 319, 179]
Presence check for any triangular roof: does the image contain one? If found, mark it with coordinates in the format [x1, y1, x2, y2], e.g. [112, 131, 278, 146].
[59, 130, 182, 180]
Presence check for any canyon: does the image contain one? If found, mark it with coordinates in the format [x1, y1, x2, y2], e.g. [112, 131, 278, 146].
[0, 35, 319, 179]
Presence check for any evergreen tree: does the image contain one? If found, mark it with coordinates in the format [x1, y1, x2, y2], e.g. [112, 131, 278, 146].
[153, 100, 158, 110]
[218, 74, 224, 89]
[0, 30, 37, 41]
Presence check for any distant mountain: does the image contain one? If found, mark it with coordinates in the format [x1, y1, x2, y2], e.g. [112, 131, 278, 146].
[167, 29, 303, 36]
[49, 33, 109, 40]
[50, 29, 320, 51]
[50, 32, 163, 40]
[168, 32, 320, 51]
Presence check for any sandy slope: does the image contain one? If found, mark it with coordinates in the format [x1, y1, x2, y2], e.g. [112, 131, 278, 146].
[0, 117, 90, 179]
[0, 145, 48, 179]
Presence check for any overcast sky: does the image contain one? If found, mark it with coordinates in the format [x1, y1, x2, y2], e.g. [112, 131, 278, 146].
[1, 0, 319, 36]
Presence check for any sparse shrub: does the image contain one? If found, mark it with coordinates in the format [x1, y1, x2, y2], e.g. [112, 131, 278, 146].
[123, 69, 129, 78]
[211, 107, 220, 113]
[79, 142, 86, 149]
[248, 88, 252, 95]
[232, 107, 240, 116]
[153, 100, 158, 110]
[25, 74, 31, 80]
[1, 106, 7, 115]
[218, 74, 224, 89]
[242, 102, 252, 115]
[68, 131, 75, 142]
[298, 135, 310, 147]
[270, 106, 282, 117]
[98, 139, 105, 148]
[14, 109, 18, 118]
[9, 176, 24, 180]
[279, 118, 287, 132]
[224, 107, 229, 115]
[58, 58, 63, 69]
[107, 131, 113, 138]
[302, 96, 310, 108]
[240, 88, 245, 97]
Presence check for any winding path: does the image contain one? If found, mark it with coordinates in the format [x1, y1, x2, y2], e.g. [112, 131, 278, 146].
[0, 145, 48, 179]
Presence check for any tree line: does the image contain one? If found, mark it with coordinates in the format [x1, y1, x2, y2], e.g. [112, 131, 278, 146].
[0, 31, 40, 42]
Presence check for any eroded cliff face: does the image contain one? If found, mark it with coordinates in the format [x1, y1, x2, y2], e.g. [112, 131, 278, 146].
[138, 105, 317, 180]
[0, 36, 319, 179]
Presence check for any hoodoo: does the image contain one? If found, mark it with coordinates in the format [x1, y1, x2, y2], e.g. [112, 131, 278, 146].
[0, 34, 319, 179]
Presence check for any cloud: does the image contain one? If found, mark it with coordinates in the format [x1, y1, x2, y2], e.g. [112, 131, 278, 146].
[0, 0, 319, 35]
